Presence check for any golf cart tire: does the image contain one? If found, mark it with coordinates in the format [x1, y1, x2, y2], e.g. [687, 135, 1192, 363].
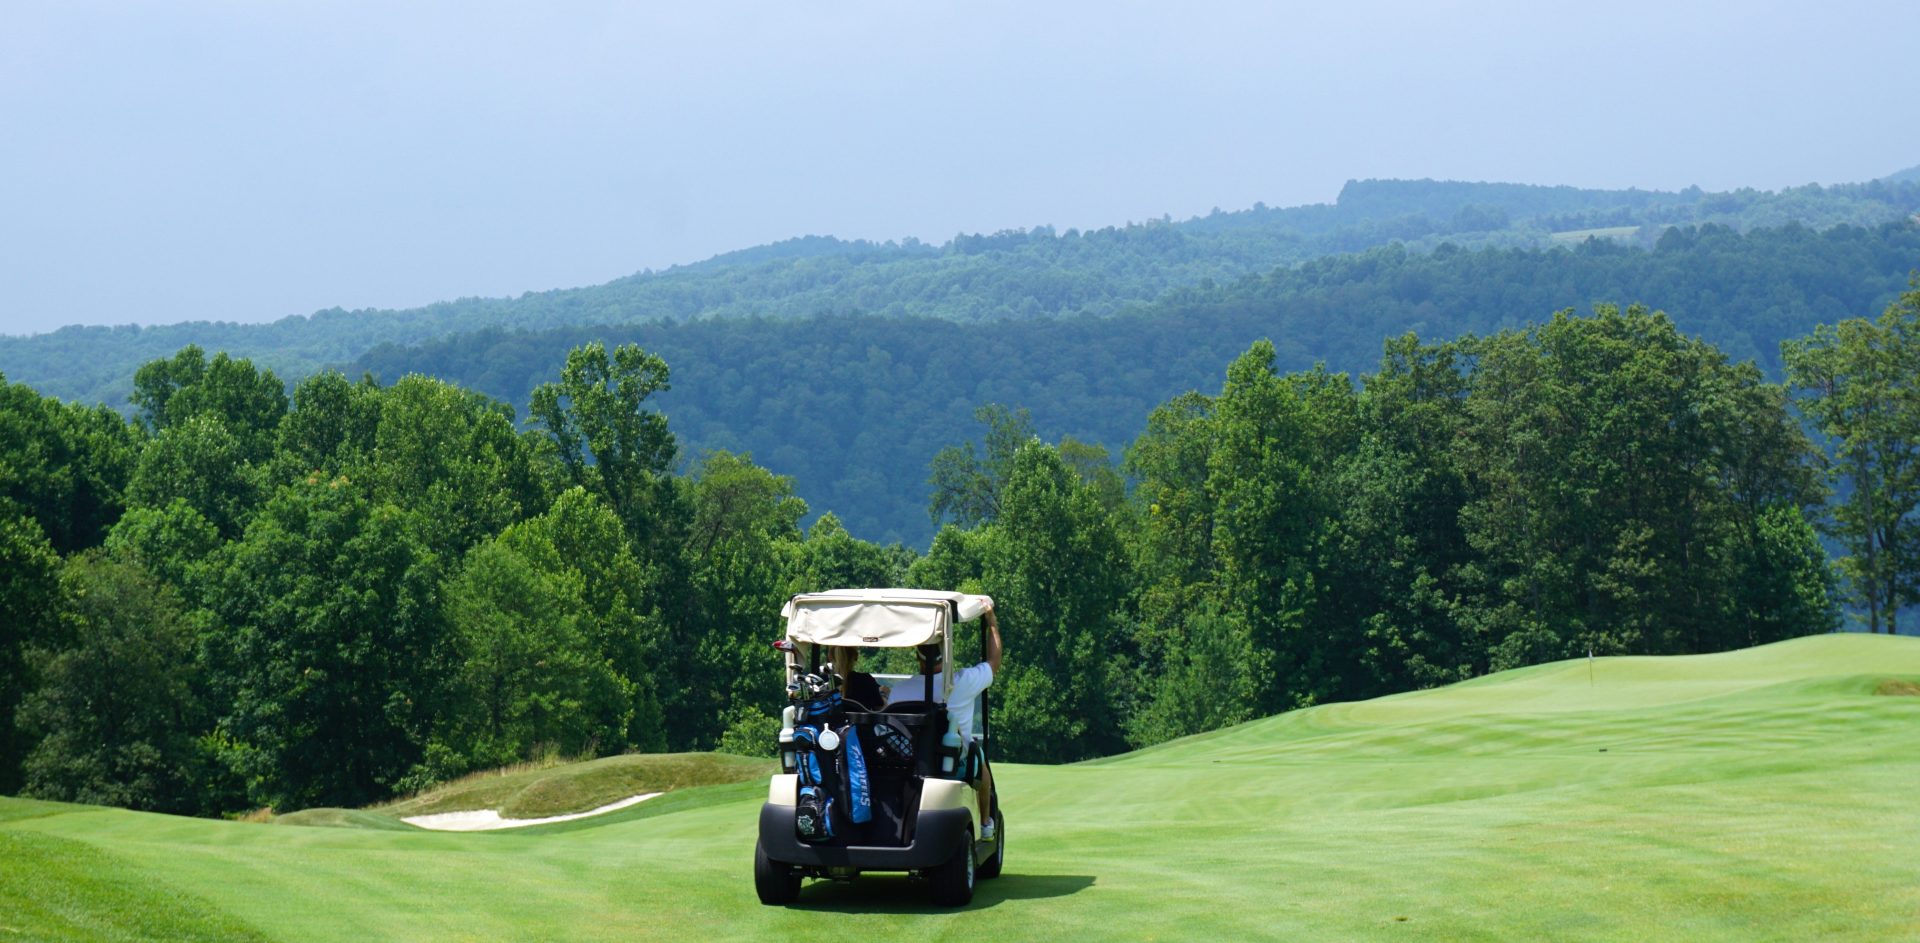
[977, 807, 1004, 879]
[754, 840, 802, 905]
[928, 826, 975, 907]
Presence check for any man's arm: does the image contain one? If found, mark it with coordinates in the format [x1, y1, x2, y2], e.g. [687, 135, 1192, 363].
[983, 603, 1003, 675]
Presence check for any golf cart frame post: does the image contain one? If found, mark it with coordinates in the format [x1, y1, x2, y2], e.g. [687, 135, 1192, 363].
[755, 588, 1003, 906]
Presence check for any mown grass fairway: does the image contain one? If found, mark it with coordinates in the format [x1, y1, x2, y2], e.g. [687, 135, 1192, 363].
[5, 634, 1919, 941]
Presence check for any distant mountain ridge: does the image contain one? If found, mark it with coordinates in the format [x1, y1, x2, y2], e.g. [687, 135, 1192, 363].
[348, 219, 1920, 545]
[3, 171, 1917, 410]
[1881, 163, 1920, 184]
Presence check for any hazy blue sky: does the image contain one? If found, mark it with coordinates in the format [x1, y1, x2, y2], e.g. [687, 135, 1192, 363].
[3, 1, 1916, 335]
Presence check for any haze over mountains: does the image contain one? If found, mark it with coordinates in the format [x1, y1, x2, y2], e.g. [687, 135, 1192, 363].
[6, 170, 1919, 544]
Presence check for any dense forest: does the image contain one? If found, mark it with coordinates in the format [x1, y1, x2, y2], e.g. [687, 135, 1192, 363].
[3, 282, 1917, 818]
[5, 173, 1918, 406]
[353, 221, 1920, 545]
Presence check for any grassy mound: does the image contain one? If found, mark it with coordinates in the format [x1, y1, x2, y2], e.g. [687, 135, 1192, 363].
[3, 634, 1917, 941]
[272, 808, 421, 831]
[378, 751, 774, 820]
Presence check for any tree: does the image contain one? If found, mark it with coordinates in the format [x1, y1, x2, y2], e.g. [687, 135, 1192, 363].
[0, 511, 64, 792]
[682, 451, 807, 746]
[129, 344, 209, 432]
[1784, 282, 1920, 633]
[126, 413, 259, 540]
[206, 478, 447, 810]
[132, 346, 286, 463]
[786, 512, 902, 595]
[19, 552, 216, 814]
[1454, 305, 1826, 663]
[958, 442, 1132, 762]
[496, 487, 669, 753]
[0, 374, 138, 553]
[439, 540, 631, 771]
[104, 498, 222, 604]
[364, 374, 548, 558]
[1122, 602, 1258, 748]
[274, 370, 381, 479]
[927, 404, 1036, 528]
[529, 342, 678, 549]
[1206, 341, 1354, 710]
[1331, 333, 1476, 692]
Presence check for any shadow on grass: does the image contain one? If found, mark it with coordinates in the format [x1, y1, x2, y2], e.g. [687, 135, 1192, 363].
[788, 872, 1095, 913]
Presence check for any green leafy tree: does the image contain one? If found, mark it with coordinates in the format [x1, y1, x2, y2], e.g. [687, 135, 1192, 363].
[0, 374, 138, 553]
[273, 370, 381, 479]
[1122, 602, 1258, 748]
[0, 511, 65, 792]
[103, 498, 222, 602]
[364, 374, 548, 558]
[129, 345, 209, 431]
[529, 342, 679, 549]
[19, 552, 218, 814]
[496, 487, 669, 752]
[206, 478, 447, 810]
[1454, 305, 1826, 664]
[1329, 334, 1476, 691]
[1784, 283, 1920, 632]
[927, 404, 1036, 527]
[931, 441, 1132, 762]
[786, 512, 902, 594]
[1721, 503, 1839, 644]
[1207, 342, 1355, 710]
[440, 540, 631, 771]
[132, 346, 286, 462]
[127, 414, 259, 540]
[682, 451, 807, 746]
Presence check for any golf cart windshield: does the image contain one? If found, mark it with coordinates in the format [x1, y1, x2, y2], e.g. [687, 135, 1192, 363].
[780, 589, 992, 648]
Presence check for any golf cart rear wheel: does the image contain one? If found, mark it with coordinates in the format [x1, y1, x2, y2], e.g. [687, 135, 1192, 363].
[928, 826, 976, 906]
[754, 840, 801, 905]
[977, 807, 1005, 879]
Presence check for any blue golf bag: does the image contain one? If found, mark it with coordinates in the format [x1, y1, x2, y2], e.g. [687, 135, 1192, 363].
[791, 689, 871, 843]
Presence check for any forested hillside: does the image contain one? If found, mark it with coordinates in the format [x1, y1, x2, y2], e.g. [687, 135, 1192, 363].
[15, 282, 1919, 815]
[353, 221, 1920, 545]
[4, 172, 1918, 820]
[6, 176, 1917, 406]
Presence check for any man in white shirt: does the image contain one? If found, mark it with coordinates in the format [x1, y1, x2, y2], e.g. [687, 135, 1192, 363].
[912, 602, 1002, 841]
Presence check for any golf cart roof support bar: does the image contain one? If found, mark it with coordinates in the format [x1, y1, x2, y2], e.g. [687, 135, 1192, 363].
[980, 605, 990, 744]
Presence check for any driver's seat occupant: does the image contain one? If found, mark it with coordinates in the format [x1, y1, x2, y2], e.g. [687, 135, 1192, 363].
[903, 603, 1002, 841]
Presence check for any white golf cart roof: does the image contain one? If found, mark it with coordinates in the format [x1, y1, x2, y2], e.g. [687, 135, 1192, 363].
[780, 588, 993, 648]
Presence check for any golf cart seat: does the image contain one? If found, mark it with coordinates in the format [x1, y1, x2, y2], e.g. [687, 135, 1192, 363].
[840, 704, 951, 846]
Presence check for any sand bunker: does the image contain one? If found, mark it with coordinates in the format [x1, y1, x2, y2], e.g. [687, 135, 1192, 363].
[402, 793, 662, 831]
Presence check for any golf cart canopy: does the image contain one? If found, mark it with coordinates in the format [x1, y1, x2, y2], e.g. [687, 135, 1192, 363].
[780, 589, 993, 648]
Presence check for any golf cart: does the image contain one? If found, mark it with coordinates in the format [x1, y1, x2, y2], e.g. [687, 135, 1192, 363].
[754, 588, 1003, 907]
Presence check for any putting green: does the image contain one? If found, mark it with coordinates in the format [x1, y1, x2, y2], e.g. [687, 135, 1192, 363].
[5, 634, 1919, 941]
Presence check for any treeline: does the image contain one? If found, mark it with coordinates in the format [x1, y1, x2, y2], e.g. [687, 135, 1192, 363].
[6, 175, 1917, 406]
[355, 221, 1920, 545]
[1, 344, 910, 813]
[922, 306, 1847, 758]
[6, 286, 1916, 814]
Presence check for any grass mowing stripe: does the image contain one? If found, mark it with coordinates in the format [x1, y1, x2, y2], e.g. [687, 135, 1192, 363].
[0, 830, 269, 942]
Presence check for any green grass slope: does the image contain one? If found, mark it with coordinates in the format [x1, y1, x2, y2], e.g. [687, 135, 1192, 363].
[5, 634, 1919, 941]
[376, 751, 773, 820]
[271, 752, 775, 832]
